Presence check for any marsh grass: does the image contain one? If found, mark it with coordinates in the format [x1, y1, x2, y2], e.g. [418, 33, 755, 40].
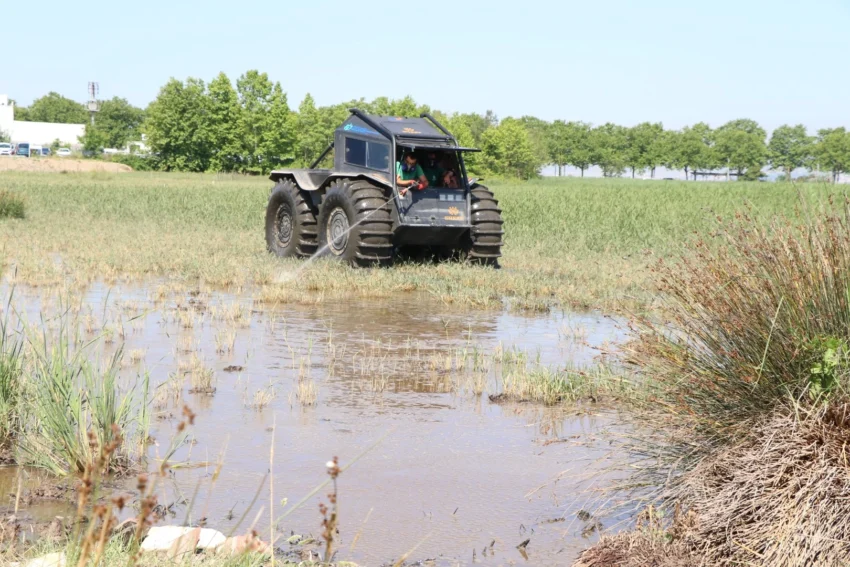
[187, 357, 216, 395]
[496, 363, 629, 405]
[0, 314, 23, 446]
[294, 379, 318, 406]
[20, 336, 144, 476]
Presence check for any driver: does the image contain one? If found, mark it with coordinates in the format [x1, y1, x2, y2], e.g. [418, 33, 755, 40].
[396, 152, 429, 196]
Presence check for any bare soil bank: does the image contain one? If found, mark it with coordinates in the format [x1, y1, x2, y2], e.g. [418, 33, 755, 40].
[0, 157, 131, 173]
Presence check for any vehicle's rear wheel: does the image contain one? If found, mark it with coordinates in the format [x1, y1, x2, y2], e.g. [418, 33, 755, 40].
[265, 180, 318, 258]
[317, 179, 394, 267]
[465, 184, 504, 267]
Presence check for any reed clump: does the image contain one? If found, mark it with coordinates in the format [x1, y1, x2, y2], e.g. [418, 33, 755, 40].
[590, 201, 850, 566]
[631, 202, 850, 446]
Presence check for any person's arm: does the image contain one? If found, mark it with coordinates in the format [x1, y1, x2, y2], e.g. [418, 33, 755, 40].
[414, 165, 428, 189]
[396, 175, 417, 187]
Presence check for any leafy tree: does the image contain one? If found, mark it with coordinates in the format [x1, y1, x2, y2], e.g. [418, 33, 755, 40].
[449, 112, 497, 147]
[257, 82, 296, 172]
[236, 70, 275, 173]
[718, 118, 766, 138]
[768, 124, 812, 181]
[144, 78, 211, 172]
[79, 123, 109, 153]
[814, 128, 850, 183]
[591, 123, 628, 177]
[95, 98, 145, 148]
[715, 119, 767, 179]
[625, 122, 664, 178]
[79, 97, 145, 151]
[12, 104, 30, 121]
[21, 92, 88, 124]
[519, 116, 551, 169]
[206, 72, 243, 172]
[0, 129, 9, 143]
[673, 123, 715, 180]
[480, 117, 540, 179]
[295, 94, 325, 167]
[548, 120, 570, 176]
[647, 129, 677, 178]
[565, 121, 594, 177]
[370, 96, 429, 118]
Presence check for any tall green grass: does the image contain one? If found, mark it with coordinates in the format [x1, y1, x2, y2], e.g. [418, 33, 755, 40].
[19, 326, 146, 476]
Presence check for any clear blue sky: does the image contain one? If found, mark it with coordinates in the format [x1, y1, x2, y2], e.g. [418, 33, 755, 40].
[2, 0, 848, 132]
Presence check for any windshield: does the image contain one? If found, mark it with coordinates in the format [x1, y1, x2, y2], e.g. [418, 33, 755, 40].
[0, 144, 10, 149]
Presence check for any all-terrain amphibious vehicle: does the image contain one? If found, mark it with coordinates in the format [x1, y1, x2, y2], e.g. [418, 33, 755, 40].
[265, 109, 504, 267]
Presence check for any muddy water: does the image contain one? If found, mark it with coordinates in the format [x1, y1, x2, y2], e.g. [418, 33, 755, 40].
[7, 283, 628, 566]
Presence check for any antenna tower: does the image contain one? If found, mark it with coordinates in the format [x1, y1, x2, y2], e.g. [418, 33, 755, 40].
[87, 82, 100, 126]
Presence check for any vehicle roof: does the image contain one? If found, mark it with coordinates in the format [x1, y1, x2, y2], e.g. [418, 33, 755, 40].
[339, 114, 449, 141]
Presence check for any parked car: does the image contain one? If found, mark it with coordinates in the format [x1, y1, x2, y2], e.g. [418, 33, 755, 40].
[56, 148, 71, 157]
[14, 143, 30, 157]
[0, 143, 11, 156]
[30, 145, 43, 156]
[40, 147, 50, 156]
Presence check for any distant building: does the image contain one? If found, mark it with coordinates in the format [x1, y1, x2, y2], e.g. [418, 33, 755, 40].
[0, 94, 85, 147]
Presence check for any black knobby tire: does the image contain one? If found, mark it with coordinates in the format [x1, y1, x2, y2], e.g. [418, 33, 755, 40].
[265, 180, 318, 258]
[467, 184, 505, 266]
[317, 179, 394, 267]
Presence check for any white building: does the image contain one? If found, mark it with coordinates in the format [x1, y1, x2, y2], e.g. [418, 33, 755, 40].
[0, 94, 85, 147]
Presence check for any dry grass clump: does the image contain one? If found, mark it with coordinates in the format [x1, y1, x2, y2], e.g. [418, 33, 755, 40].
[672, 406, 850, 566]
[294, 379, 318, 406]
[576, 408, 850, 567]
[573, 508, 695, 567]
[187, 358, 216, 395]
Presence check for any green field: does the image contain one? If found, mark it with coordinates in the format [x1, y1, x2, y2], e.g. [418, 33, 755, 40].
[0, 172, 838, 312]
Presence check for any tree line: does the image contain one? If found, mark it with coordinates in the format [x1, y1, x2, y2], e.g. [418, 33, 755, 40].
[12, 71, 850, 181]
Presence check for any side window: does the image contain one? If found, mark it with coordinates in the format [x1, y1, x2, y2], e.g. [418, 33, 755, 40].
[344, 137, 366, 167]
[366, 142, 390, 170]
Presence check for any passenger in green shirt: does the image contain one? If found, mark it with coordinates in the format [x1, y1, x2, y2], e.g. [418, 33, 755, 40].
[396, 152, 429, 196]
[421, 152, 444, 187]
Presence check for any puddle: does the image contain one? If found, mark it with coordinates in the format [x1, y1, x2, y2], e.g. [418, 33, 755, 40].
[3, 283, 630, 565]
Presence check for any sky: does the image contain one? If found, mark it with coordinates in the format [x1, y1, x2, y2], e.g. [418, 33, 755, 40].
[1, 0, 848, 133]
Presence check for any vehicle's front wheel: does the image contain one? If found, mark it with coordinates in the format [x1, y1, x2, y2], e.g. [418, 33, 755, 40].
[317, 179, 394, 267]
[265, 180, 318, 258]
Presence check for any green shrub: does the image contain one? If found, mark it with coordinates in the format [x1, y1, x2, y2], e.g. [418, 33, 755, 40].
[0, 191, 25, 219]
[104, 153, 161, 171]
